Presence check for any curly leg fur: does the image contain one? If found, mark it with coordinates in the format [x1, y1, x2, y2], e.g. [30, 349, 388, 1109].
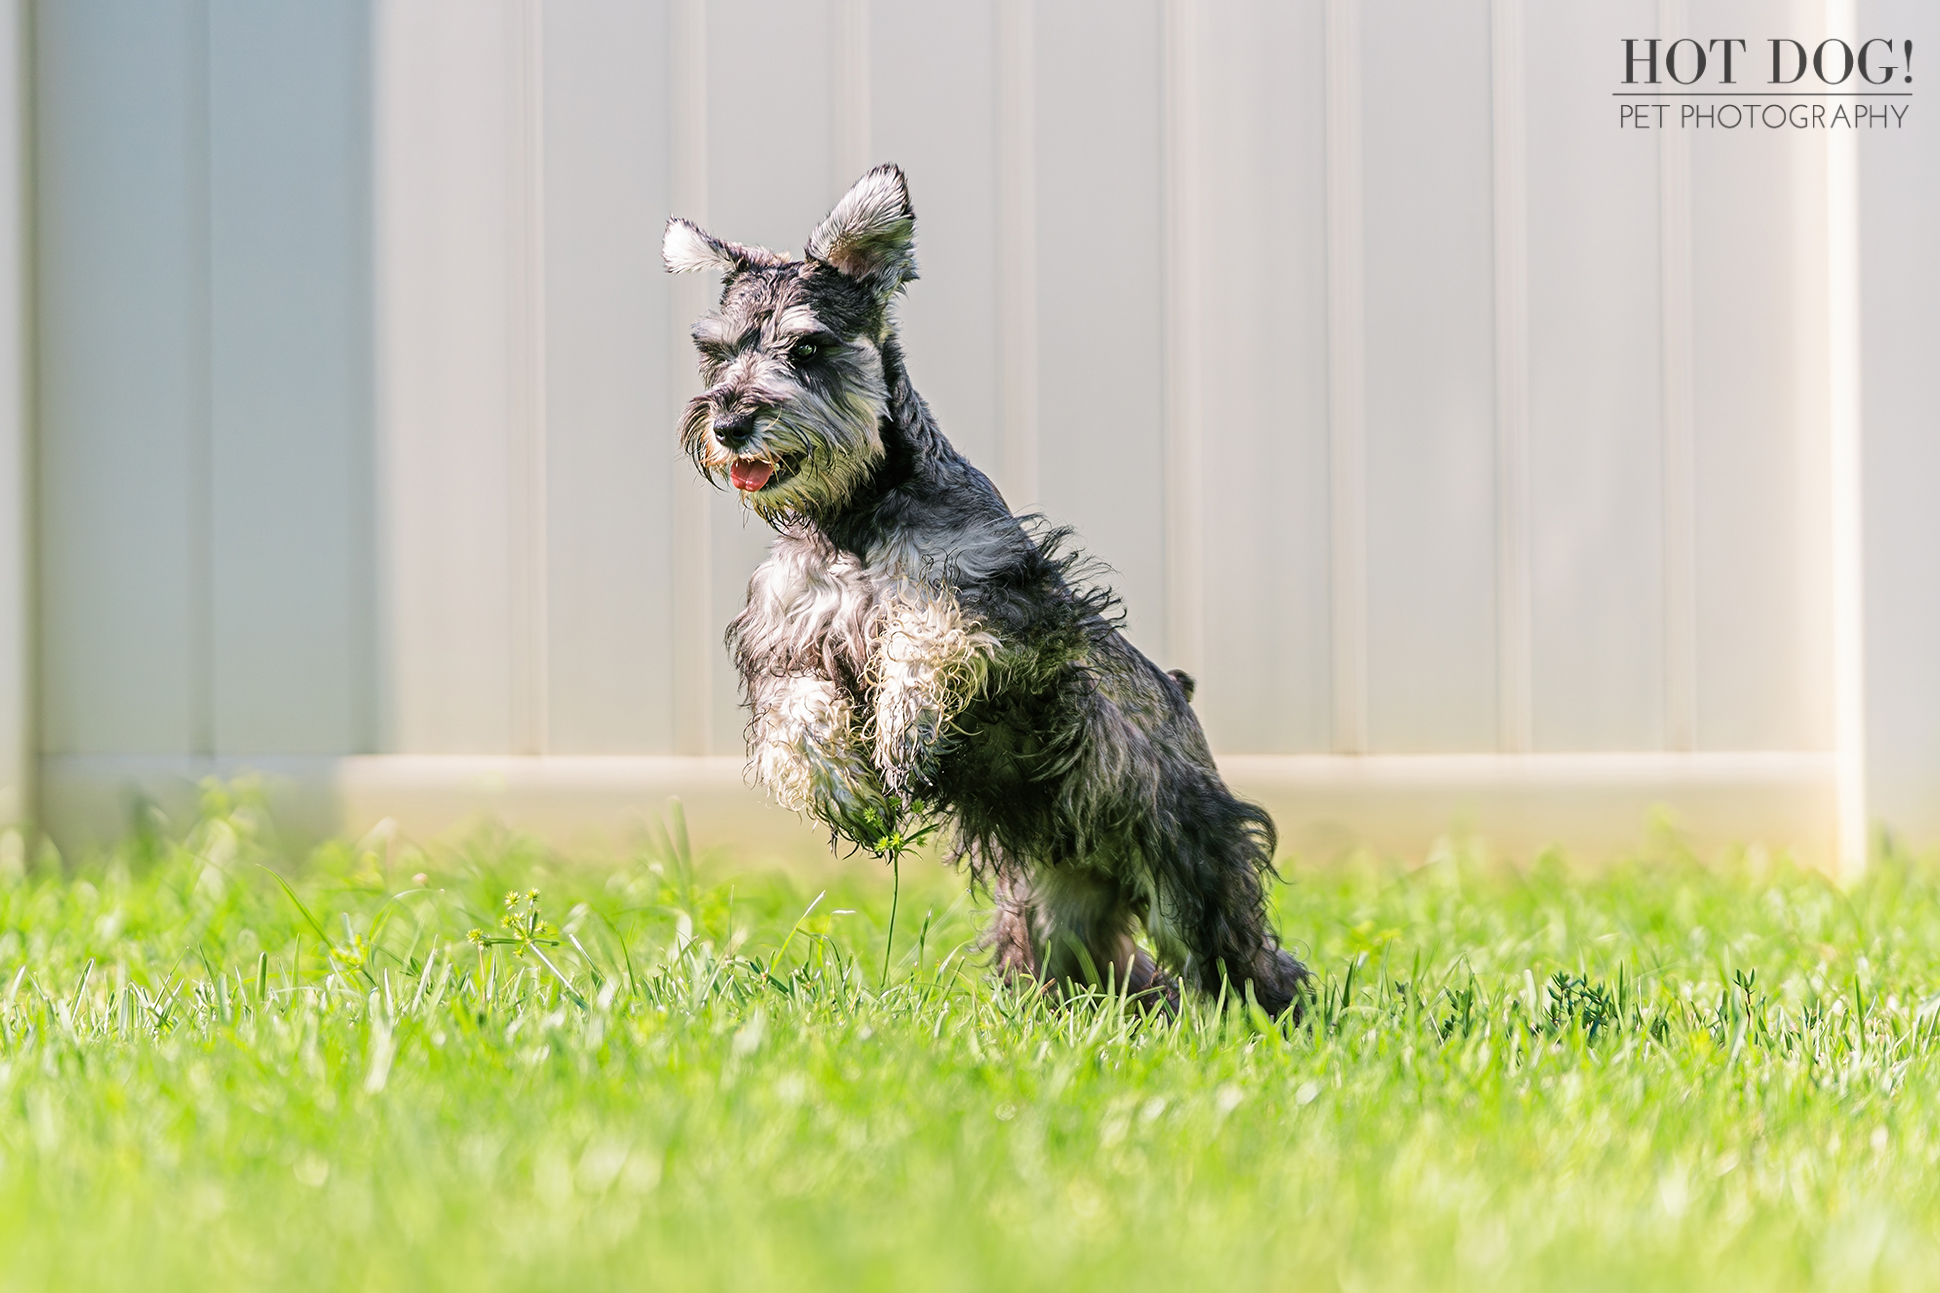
[868, 587, 995, 795]
[748, 672, 890, 841]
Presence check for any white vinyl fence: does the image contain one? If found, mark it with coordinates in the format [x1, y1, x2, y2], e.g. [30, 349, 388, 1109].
[0, 0, 1935, 867]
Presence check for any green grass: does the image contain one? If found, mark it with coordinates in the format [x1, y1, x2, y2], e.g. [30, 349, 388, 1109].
[2, 786, 1939, 1291]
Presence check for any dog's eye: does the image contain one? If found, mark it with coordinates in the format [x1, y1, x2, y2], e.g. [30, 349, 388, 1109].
[791, 340, 819, 360]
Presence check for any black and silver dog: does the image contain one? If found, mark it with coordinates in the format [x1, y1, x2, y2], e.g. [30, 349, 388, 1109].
[664, 165, 1308, 1016]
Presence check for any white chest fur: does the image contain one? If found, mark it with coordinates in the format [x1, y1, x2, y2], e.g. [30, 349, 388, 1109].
[737, 525, 1000, 803]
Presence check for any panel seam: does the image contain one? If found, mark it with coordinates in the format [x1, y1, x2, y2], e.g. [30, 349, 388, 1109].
[1325, 0, 1366, 755]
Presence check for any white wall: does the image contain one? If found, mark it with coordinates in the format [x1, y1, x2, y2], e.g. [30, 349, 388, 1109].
[17, 0, 1939, 866]
[1861, 0, 1940, 847]
[36, 0, 372, 760]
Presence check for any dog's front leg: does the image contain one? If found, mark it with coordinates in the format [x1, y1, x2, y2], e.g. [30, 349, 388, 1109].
[749, 672, 894, 844]
[869, 589, 997, 795]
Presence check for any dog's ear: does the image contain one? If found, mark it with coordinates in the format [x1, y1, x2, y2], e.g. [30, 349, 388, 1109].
[663, 217, 787, 275]
[805, 164, 917, 299]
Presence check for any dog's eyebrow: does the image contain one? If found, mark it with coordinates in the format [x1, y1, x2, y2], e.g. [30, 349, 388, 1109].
[692, 318, 762, 354]
[766, 306, 827, 341]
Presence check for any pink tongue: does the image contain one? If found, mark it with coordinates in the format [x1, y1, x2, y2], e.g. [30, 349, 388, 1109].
[730, 459, 774, 492]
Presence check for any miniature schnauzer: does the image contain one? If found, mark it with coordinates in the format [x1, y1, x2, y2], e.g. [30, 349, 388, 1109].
[664, 165, 1309, 1017]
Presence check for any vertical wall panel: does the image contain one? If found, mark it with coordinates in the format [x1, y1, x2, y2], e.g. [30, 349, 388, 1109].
[1524, 0, 1664, 751]
[0, 0, 20, 821]
[208, 0, 373, 755]
[372, 0, 524, 752]
[1192, 0, 1332, 754]
[1034, 0, 1168, 659]
[1859, 1, 1940, 842]
[1678, 0, 1833, 754]
[1689, 126, 1826, 751]
[1360, 0, 1498, 752]
[36, 0, 207, 756]
[543, 0, 675, 754]
[871, 2, 1002, 476]
[0, 0, 24, 823]
[703, 0, 837, 253]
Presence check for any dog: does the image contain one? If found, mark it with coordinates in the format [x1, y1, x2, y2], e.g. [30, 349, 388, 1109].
[664, 165, 1309, 1017]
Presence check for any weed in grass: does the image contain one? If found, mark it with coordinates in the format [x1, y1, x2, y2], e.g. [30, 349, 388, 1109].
[849, 794, 942, 987]
[0, 789, 1935, 1290]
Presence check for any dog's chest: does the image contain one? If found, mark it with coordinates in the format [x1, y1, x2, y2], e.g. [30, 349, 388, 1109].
[740, 537, 894, 679]
[743, 528, 987, 678]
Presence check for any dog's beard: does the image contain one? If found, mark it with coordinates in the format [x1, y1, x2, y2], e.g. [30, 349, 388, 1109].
[680, 373, 887, 521]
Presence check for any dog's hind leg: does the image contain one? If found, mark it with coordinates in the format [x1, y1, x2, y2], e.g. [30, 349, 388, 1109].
[1142, 788, 1310, 1020]
[983, 863, 1040, 987]
[1015, 864, 1180, 1011]
[1033, 866, 1133, 994]
[985, 863, 1149, 1005]
[1147, 891, 1306, 1019]
[1121, 945, 1182, 1014]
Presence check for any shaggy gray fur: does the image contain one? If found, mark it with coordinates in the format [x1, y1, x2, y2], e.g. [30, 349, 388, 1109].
[664, 165, 1309, 1017]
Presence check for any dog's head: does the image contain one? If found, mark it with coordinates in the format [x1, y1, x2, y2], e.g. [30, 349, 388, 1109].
[664, 164, 918, 521]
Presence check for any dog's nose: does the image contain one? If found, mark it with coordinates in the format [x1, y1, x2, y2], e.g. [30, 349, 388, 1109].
[714, 408, 757, 451]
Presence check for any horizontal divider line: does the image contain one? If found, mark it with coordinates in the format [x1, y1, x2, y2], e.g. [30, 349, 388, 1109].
[1611, 91, 1911, 96]
[41, 749, 1838, 788]
[37, 752, 1842, 865]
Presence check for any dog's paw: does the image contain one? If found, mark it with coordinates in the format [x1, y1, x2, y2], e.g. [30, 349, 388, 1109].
[813, 776, 902, 852]
[872, 707, 945, 796]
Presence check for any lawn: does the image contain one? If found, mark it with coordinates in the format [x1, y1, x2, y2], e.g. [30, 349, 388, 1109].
[1, 784, 1937, 1291]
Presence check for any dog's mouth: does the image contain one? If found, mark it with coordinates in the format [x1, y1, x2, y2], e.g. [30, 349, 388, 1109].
[729, 455, 788, 493]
